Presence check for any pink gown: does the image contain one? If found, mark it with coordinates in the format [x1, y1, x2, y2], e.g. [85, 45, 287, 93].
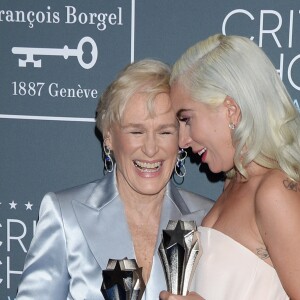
[189, 226, 289, 300]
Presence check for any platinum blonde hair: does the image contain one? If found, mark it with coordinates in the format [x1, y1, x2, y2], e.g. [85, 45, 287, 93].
[171, 34, 300, 181]
[96, 59, 171, 137]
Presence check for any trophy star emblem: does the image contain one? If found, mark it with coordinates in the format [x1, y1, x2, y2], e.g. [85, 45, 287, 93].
[158, 220, 201, 295]
[163, 221, 194, 249]
[101, 258, 146, 300]
[102, 260, 132, 290]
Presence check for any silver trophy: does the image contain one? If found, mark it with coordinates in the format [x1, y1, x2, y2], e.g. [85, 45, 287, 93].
[158, 220, 201, 295]
[101, 258, 145, 300]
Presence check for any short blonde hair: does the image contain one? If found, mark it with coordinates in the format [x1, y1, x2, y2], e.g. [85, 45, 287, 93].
[96, 59, 171, 137]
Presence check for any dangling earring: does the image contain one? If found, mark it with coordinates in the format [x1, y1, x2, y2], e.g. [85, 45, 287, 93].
[228, 122, 236, 130]
[174, 148, 187, 177]
[103, 144, 114, 173]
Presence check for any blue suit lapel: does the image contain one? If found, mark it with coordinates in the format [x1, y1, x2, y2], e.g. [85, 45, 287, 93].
[72, 171, 196, 299]
[72, 171, 135, 270]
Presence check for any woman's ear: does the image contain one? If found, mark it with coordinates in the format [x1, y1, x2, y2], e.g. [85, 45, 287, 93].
[224, 96, 240, 122]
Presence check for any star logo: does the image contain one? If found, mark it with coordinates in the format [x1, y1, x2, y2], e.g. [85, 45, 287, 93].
[25, 202, 33, 210]
[162, 221, 194, 249]
[102, 260, 131, 290]
[9, 200, 17, 209]
[101, 258, 145, 298]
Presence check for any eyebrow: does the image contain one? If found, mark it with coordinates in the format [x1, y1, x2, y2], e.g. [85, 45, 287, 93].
[121, 123, 144, 129]
[121, 123, 178, 130]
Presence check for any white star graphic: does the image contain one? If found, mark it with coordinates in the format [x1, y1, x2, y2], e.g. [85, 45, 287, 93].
[9, 200, 17, 209]
[25, 202, 33, 210]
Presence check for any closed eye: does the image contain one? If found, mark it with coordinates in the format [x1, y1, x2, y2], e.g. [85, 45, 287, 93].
[177, 116, 191, 125]
[177, 109, 192, 125]
[158, 124, 178, 135]
[122, 123, 145, 135]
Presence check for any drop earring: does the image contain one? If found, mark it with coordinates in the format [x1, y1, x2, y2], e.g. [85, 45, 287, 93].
[103, 144, 114, 173]
[174, 148, 187, 178]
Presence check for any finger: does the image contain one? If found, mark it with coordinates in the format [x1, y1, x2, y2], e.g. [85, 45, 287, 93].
[187, 291, 205, 300]
[159, 290, 171, 300]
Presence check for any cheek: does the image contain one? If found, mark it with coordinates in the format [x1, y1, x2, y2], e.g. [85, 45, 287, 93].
[111, 137, 132, 162]
[216, 124, 233, 148]
[111, 131, 137, 151]
[225, 134, 233, 148]
[162, 137, 178, 159]
[170, 146, 179, 161]
[165, 138, 177, 150]
[189, 123, 204, 140]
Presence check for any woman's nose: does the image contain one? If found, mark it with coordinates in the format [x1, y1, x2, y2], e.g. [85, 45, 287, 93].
[178, 127, 192, 149]
[142, 134, 159, 157]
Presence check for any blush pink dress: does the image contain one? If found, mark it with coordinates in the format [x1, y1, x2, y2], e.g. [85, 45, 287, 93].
[189, 226, 289, 300]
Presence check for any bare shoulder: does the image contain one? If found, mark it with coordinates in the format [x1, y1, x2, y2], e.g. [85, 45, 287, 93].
[255, 169, 300, 211]
[254, 168, 300, 247]
[254, 169, 300, 248]
[254, 171, 300, 298]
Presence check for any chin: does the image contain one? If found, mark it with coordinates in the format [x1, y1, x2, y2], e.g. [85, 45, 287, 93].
[138, 181, 167, 195]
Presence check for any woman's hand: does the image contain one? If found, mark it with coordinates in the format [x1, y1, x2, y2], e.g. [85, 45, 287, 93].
[160, 291, 205, 300]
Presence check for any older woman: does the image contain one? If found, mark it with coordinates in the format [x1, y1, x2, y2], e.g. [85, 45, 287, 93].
[16, 59, 213, 300]
[160, 34, 300, 300]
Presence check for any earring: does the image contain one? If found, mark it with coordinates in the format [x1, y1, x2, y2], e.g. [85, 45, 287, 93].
[174, 149, 187, 178]
[229, 122, 236, 130]
[103, 144, 114, 173]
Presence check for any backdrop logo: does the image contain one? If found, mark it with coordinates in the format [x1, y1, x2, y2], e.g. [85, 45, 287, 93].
[222, 9, 300, 90]
[0, 6, 123, 31]
[12, 36, 98, 69]
[222, 8, 300, 110]
[0, 200, 36, 295]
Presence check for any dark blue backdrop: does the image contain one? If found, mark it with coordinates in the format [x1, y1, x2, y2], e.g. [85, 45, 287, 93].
[1, 1, 299, 298]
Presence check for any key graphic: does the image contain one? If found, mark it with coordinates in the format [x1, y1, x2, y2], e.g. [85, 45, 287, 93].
[12, 36, 98, 69]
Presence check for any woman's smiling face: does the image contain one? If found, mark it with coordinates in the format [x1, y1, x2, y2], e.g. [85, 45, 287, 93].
[106, 92, 179, 197]
[170, 81, 236, 174]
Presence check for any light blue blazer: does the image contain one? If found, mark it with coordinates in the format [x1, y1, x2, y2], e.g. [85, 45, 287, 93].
[16, 171, 213, 300]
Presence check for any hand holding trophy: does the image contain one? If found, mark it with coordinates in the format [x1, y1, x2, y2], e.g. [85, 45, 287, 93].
[101, 258, 145, 300]
[158, 220, 201, 296]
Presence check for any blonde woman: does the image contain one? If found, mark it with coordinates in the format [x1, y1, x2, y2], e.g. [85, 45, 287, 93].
[16, 59, 213, 300]
[161, 34, 300, 300]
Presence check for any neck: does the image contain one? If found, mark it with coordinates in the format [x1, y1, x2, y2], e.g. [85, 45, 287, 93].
[116, 173, 166, 218]
[235, 161, 271, 183]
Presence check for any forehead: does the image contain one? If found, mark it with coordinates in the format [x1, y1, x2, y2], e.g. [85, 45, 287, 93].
[170, 82, 195, 110]
[122, 92, 174, 121]
[170, 82, 218, 118]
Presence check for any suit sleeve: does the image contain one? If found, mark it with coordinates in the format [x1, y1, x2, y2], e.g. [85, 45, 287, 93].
[16, 193, 69, 300]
